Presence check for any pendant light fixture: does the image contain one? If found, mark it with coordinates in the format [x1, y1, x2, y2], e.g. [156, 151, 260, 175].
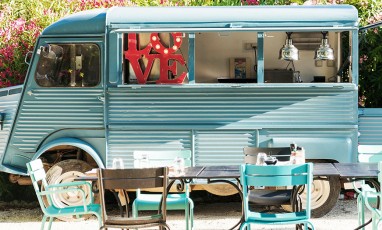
[279, 32, 299, 61]
[314, 31, 334, 60]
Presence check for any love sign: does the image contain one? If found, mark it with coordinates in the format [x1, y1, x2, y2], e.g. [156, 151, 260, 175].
[124, 33, 187, 84]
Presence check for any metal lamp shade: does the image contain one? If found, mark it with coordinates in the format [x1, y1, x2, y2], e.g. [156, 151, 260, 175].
[279, 39, 299, 61]
[314, 38, 334, 60]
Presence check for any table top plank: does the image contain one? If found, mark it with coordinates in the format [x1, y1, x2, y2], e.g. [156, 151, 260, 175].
[170, 166, 205, 179]
[75, 163, 377, 182]
[313, 163, 340, 177]
[333, 163, 378, 179]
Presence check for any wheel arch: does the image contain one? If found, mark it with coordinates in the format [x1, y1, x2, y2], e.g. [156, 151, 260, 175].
[33, 137, 105, 168]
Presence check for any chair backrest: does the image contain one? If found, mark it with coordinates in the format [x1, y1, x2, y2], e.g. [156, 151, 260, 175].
[358, 145, 382, 162]
[97, 167, 169, 221]
[26, 159, 51, 213]
[243, 147, 291, 163]
[133, 150, 191, 193]
[240, 163, 313, 218]
[133, 150, 192, 168]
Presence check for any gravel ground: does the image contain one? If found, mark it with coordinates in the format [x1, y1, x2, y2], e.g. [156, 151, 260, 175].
[0, 198, 371, 230]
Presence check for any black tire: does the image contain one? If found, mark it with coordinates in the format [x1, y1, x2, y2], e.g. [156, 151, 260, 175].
[310, 176, 341, 218]
[282, 175, 341, 218]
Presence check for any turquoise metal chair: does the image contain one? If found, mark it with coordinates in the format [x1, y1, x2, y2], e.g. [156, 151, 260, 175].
[26, 159, 101, 230]
[364, 161, 382, 230]
[243, 147, 294, 212]
[132, 150, 194, 230]
[240, 163, 314, 230]
[353, 145, 382, 229]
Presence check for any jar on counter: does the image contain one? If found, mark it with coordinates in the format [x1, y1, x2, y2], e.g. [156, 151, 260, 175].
[295, 147, 305, 164]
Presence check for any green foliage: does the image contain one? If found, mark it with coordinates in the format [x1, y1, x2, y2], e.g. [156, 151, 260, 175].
[353, 0, 382, 107]
[359, 27, 382, 107]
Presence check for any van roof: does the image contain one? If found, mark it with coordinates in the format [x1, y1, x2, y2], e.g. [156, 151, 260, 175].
[42, 5, 358, 36]
[42, 8, 108, 36]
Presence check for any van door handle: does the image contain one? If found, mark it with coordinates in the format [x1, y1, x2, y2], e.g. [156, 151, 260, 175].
[98, 95, 105, 102]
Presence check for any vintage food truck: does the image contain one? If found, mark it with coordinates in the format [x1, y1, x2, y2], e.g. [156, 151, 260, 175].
[0, 5, 380, 217]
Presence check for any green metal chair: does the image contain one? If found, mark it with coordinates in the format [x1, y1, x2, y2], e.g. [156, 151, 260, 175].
[243, 147, 294, 212]
[26, 159, 101, 230]
[132, 150, 194, 230]
[364, 161, 382, 230]
[240, 163, 314, 230]
[353, 145, 382, 229]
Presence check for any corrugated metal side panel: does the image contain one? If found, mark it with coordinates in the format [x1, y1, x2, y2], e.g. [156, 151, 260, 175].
[195, 131, 255, 165]
[9, 88, 104, 152]
[0, 93, 21, 159]
[107, 87, 357, 129]
[266, 129, 357, 163]
[358, 108, 382, 145]
[107, 86, 357, 165]
[107, 130, 191, 168]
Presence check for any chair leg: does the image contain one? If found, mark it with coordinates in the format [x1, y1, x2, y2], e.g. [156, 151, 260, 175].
[375, 218, 382, 230]
[372, 212, 378, 230]
[47, 216, 53, 230]
[239, 222, 250, 230]
[185, 202, 190, 230]
[357, 195, 365, 228]
[94, 212, 102, 229]
[186, 198, 194, 230]
[304, 221, 315, 230]
[41, 215, 47, 230]
[189, 200, 194, 230]
[132, 202, 138, 217]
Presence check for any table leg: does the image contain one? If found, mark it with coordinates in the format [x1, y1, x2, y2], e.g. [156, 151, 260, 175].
[207, 178, 243, 230]
[112, 190, 125, 217]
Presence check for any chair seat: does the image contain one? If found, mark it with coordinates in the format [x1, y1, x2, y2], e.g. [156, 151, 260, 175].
[105, 213, 164, 225]
[134, 193, 189, 210]
[247, 211, 308, 223]
[249, 189, 292, 206]
[45, 204, 101, 216]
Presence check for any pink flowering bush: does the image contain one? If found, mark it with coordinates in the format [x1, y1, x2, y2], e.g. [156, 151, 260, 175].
[0, 9, 42, 87]
[0, 0, 133, 87]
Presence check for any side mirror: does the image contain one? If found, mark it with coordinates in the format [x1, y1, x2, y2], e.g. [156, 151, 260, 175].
[24, 51, 33, 65]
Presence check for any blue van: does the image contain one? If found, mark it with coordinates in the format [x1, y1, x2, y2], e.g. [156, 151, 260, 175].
[0, 5, 380, 217]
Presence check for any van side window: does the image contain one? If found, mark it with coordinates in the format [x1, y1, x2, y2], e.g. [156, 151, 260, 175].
[35, 44, 100, 87]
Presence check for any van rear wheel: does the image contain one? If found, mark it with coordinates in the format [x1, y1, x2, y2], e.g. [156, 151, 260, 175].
[309, 176, 341, 218]
[283, 175, 340, 218]
[44, 159, 95, 221]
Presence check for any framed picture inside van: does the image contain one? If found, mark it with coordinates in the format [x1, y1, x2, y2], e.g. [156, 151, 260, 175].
[230, 57, 251, 79]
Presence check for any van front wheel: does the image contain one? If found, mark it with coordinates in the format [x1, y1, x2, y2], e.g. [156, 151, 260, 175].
[44, 159, 94, 221]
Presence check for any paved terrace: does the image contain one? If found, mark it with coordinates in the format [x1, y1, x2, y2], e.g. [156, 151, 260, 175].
[0, 199, 369, 230]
